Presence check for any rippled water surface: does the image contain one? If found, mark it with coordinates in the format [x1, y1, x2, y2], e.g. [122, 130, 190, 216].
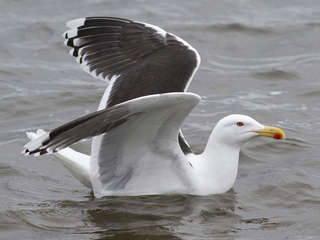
[1, 0, 320, 239]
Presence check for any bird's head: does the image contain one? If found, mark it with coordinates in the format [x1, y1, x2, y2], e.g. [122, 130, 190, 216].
[211, 114, 285, 147]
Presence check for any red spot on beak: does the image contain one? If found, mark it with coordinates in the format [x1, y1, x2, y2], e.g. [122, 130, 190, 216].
[274, 134, 282, 139]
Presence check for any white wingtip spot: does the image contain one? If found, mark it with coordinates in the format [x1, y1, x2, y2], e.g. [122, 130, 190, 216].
[26, 129, 46, 140]
[90, 69, 99, 79]
[64, 37, 79, 47]
[66, 18, 86, 29]
[81, 62, 91, 74]
[73, 38, 80, 46]
[47, 147, 54, 154]
[97, 72, 105, 81]
[36, 129, 46, 135]
[24, 132, 50, 152]
[69, 48, 75, 56]
[76, 55, 82, 63]
[62, 30, 68, 39]
[26, 132, 37, 141]
[65, 28, 78, 38]
[77, 47, 84, 56]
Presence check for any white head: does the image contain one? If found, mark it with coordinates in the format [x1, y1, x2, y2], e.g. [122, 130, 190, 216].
[209, 114, 285, 148]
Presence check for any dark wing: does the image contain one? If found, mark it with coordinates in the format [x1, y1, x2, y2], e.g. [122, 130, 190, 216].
[63, 17, 201, 107]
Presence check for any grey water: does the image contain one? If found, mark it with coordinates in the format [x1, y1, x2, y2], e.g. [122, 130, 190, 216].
[1, 0, 320, 239]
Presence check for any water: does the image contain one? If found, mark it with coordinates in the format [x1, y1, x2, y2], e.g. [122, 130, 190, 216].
[1, 0, 320, 239]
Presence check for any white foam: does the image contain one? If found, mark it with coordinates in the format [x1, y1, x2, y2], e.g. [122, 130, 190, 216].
[270, 91, 282, 96]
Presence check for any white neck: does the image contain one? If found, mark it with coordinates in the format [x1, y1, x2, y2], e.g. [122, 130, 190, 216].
[188, 132, 241, 195]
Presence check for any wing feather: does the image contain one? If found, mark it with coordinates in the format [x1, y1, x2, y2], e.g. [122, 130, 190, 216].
[63, 17, 200, 107]
[90, 93, 201, 196]
[23, 93, 200, 156]
[23, 93, 200, 197]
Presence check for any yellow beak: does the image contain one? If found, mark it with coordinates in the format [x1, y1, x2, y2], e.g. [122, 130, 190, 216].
[253, 125, 285, 140]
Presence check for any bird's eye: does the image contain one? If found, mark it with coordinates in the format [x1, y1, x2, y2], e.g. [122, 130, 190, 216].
[236, 122, 244, 127]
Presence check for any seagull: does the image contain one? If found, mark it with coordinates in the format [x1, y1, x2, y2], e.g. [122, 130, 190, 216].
[23, 17, 285, 197]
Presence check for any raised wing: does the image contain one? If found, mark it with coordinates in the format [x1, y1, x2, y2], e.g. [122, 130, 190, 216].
[63, 17, 201, 107]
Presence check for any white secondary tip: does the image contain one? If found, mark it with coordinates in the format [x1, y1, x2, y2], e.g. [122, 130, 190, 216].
[47, 147, 54, 154]
[24, 132, 50, 151]
[75, 55, 82, 63]
[65, 28, 78, 38]
[72, 38, 80, 46]
[36, 129, 46, 135]
[62, 31, 68, 38]
[90, 69, 99, 79]
[63, 38, 69, 45]
[81, 62, 91, 74]
[66, 18, 86, 29]
[69, 48, 75, 56]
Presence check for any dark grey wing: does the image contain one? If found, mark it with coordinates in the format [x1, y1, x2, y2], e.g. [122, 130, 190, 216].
[63, 17, 201, 107]
[23, 104, 131, 156]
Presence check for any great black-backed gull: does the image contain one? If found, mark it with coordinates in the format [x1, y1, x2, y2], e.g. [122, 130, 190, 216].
[23, 17, 285, 197]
